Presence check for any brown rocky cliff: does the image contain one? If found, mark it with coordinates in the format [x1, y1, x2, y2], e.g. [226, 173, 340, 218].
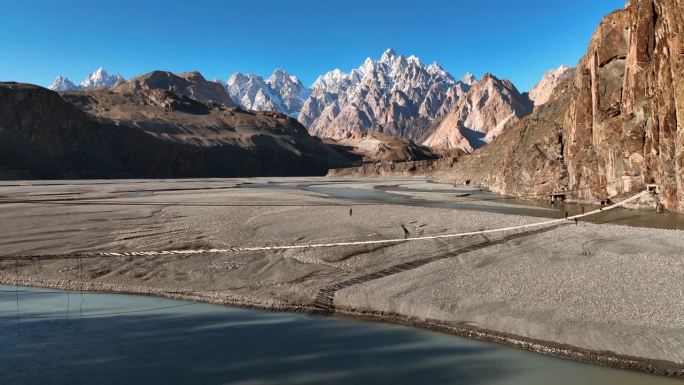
[443, 0, 684, 211]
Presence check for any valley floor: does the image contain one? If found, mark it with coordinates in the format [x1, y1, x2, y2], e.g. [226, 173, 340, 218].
[0, 178, 682, 377]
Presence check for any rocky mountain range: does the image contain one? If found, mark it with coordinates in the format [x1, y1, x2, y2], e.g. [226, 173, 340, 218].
[227, 69, 310, 117]
[443, 0, 684, 212]
[222, 50, 537, 153]
[301, 49, 464, 143]
[0, 78, 357, 178]
[48, 67, 125, 91]
[423, 73, 533, 151]
[43, 53, 542, 154]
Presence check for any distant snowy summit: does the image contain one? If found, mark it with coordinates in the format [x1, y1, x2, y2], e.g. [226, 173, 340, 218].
[48, 67, 125, 91]
[227, 69, 310, 117]
[80, 67, 125, 89]
[48, 76, 80, 92]
[224, 49, 487, 145]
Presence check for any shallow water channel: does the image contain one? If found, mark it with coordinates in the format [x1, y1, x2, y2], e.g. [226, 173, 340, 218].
[1, 285, 680, 385]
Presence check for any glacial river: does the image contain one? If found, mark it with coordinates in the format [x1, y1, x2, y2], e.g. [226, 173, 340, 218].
[1, 285, 679, 385]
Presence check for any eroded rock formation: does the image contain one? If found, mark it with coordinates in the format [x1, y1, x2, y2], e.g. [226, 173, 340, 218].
[444, 0, 684, 211]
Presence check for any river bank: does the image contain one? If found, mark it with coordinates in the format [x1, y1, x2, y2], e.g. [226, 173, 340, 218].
[1, 178, 683, 378]
[5, 285, 682, 385]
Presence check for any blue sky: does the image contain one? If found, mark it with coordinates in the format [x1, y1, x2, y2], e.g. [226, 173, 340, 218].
[1, 0, 625, 91]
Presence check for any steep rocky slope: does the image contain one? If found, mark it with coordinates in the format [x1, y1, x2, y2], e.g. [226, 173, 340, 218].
[443, 0, 684, 211]
[0, 82, 358, 179]
[423, 73, 533, 152]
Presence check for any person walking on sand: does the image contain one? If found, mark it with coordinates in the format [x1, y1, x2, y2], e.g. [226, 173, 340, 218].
[349, 208, 353, 216]
[401, 224, 410, 239]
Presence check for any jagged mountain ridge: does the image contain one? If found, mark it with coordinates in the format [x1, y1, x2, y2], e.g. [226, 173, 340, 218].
[423, 73, 533, 152]
[300, 49, 465, 143]
[227, 69, 309, 117]
[225, 50, 532, 150]
[48, 67, 125, 92]
[80, 67, 125, 89]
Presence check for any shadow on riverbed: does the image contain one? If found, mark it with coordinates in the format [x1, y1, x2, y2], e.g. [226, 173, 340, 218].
[1, 294, 513, 385]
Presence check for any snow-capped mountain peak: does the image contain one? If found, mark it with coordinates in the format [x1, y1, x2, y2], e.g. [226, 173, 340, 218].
[80, 67, 125, 89]
[48, 76, 80, 92]
[461, 72, 477, 86]
[300, 49, 462, 141]
[227, 68, 310, 117]
[380, 48, 396, 63]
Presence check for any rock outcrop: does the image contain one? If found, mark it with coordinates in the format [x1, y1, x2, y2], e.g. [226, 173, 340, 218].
[443, 0, 684, 212]
[114, 71, 236, 108]
[528, 65, 575, 106]
[423, 73, 533, 152]
[323, 131, 438, 163]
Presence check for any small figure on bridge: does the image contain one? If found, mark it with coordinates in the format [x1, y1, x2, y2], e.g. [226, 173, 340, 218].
[565, 211, 568, 219]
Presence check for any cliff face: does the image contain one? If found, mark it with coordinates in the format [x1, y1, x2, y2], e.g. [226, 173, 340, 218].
[445, 0, 684, 211]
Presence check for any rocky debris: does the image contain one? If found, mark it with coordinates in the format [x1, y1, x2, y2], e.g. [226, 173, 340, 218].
[528, 65, 575, 106]
[423, 73, 533, 152]
[227, 69, 310, 117]
[442, 0, 684, 212]
[113, 70, 236, 108]
[0, 82, 360, 178]
[323, 131, 438, 163]
[300, 49, 466, 143]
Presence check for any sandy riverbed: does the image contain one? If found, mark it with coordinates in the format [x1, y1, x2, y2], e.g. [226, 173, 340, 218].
[0, 178, 682, 377]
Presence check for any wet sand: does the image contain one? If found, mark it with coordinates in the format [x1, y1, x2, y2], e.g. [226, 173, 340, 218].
[0, 178, 682, 377]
